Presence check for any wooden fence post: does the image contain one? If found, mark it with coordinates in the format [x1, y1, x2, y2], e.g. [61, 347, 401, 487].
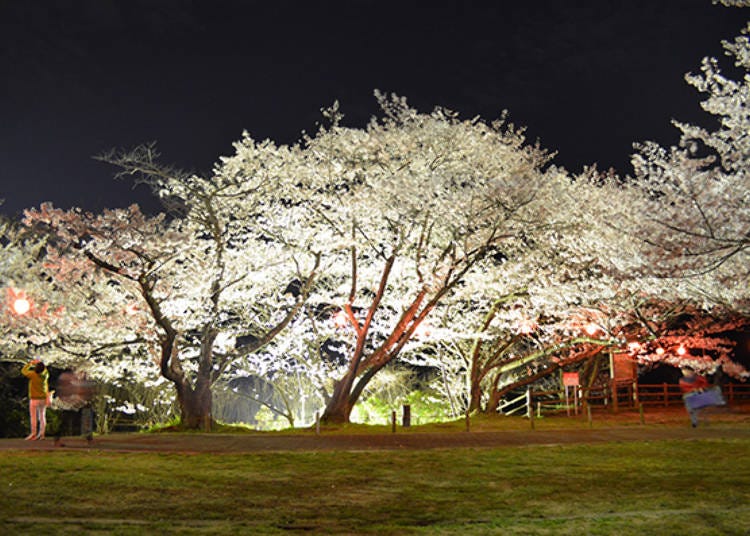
[663, 383, 669, 407]
[526, 388, 535, 430]
[529, 406, 535, 430]
[611, 379, 619, 413]
[402, 404, 411, 428]
[526, 388, 532, 419]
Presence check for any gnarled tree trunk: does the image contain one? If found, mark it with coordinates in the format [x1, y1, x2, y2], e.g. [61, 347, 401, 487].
[174, 379, 213, 430]
[322, 380, 354, 424]
[159, 325, 217, 431]
[322, 363, 384, 424]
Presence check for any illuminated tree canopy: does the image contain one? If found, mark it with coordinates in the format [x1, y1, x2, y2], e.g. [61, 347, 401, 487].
[619, 22, 750, 312]
[2, 15, 749, 428]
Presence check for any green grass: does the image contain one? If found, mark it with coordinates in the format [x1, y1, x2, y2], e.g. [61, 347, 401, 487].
[292, 409, 745, 436]
[1, 439, 749, 535]
[131, 399, 750, 437]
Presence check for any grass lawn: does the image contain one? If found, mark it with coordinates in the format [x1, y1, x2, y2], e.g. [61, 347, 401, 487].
[1, 437, 749, 535]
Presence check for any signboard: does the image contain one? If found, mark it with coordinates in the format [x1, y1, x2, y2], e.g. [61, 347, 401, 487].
[612, 353, 636, 381]
[562, 372, 580, 416]
[562, 372, 580, 387]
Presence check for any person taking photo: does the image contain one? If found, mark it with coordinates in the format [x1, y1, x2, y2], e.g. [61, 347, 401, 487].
[21, 359, 50, 440]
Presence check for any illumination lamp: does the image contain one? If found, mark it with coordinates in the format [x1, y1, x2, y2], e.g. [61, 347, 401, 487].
[584, 323, 599, 336]
[7, 287, 32, 315]
[627, 341, 641, 353]
[13, 297, 31, 315]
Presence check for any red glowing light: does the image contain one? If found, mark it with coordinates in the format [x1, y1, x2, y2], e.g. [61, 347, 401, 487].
[655, 347, 665, 356]
[585, 323, 599, 336]
[677, 345, 687, 356]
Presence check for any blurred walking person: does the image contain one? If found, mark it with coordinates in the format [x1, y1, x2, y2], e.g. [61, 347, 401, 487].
[679, 365, 724, 428]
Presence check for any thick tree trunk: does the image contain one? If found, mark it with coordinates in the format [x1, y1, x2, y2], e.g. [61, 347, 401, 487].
[468, 381, 483, 413]
[321, 394, 352, 424]
[486, 385, 503, 414]
[176, 380, 213, 430]
[321, 365, 384, 424]
[321, 376, 356, 424]
[159, 327, 216, 431]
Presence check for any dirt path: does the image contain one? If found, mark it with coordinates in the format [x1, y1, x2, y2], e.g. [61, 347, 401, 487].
[2, 424, 749, 454]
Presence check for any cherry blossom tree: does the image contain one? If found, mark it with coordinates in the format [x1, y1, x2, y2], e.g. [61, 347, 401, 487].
[393, 61, 750, 411]
[247, 93, 606, 423]
[15, 34, 748, 430]
[713, 1, 750, 7]
[403, 273, 629, 416]
[0, 217, 59, 359]
[425, 290, 748, 416]
[617, 299, 749, 380]
[0, 215, 135, 368]
[25, 165, 320, 429]
[621, 20, 750, 312]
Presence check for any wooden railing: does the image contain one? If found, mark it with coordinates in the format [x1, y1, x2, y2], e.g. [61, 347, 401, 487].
[636, 382, 750, 407]
[496, 390, 529, 416]
[525, 382, 750, 416]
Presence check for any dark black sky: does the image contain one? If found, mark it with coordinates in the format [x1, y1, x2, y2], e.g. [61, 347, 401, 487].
[0, 0, 745, 217]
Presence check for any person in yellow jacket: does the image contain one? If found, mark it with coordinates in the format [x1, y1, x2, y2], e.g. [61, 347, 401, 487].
[21, 359, 50, 440]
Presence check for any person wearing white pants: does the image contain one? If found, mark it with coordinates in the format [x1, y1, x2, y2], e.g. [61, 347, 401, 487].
[21, 359, 50, 440]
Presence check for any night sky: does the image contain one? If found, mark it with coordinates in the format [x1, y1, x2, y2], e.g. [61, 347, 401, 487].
[0, 0, 745, 217]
